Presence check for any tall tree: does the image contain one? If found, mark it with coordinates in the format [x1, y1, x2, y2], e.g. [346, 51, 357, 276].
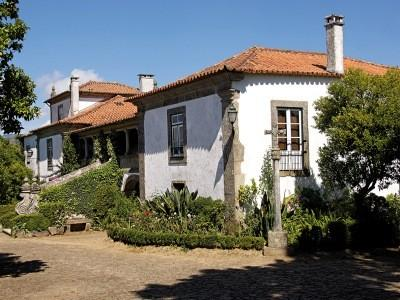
[0, 0, 39, 133]
[314, 69, 400, 199]
[0, 135, 31, 204]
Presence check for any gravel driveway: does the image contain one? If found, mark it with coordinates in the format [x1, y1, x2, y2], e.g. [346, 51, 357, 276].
[0, 231, 399, 299]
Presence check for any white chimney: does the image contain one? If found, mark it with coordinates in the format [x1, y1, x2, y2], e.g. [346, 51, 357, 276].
[138, 74, 156, 92]
[325, 14, 344, 74]
[70, 76, 79, 116]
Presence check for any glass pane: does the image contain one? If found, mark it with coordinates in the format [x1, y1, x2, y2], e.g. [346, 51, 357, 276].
[278, 110, 286, 123]
[291, 138, 300, 151]
[176, 114, 183, 123]
[291, 124, 300, 138]
[179, 125, 184, 146]
[278, 123, 287, 136]
[291, 110, 300, 123]
[278, 138, 287, 150]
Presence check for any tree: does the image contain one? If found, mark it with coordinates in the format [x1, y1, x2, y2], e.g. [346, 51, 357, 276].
[0, 135, 31, 204]
[0, 0, 39, 133]
[60, 134, 79, 175]
[314, 69, 400, 199]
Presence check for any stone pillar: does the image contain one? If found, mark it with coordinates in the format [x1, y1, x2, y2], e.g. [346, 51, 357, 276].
[218, 88, 244, 234]
[124, 129, 130, 155]
[264, 125, 288, 255]
[84, 138, 88, 161]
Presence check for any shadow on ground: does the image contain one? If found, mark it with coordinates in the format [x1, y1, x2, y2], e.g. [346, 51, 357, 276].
[0, 252, 48, 278]
[135, 250, 400, 299]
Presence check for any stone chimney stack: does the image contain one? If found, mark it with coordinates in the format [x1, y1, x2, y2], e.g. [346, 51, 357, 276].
[325, 14, 344, 74]
[70, 76, 79, 116]
[138, 74, 156, 92]
[50, 86, 56, 98]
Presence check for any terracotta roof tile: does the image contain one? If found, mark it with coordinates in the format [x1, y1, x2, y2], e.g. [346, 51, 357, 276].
[129, 46, 396, 100]
[45, 81, 139, 104]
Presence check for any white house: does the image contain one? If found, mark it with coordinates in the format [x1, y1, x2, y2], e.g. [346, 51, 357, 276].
[24, 79, 140, 180]
[132, 15, 399, 206]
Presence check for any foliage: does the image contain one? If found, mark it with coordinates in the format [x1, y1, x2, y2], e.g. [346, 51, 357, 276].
[282, 209, 351, 250]
[188, 197, 225, 233]
[39, 160, 123, 220]
[60, 135, 79, 175]
[38, 201, 67, 227]
[0, 136, 31, 204]
[11, 213, 50, 232]
[0, 210, 17, 228]
[92, 137, 101, 162]
[144, 187, 198, 232]
[314, 69, 400, 199]
[107, 226, 265, 250]
[351, 193, 400, 247]
[0, 0, 39, 133]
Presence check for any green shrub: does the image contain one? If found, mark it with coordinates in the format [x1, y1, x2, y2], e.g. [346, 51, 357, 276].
[107, 226, 264, 250]
[0, 136, 32, 204]
[39, 161, 123, 218]
[0, 210, 18, 228]
[11, 213, 50, 232]
[326, 220, 348, 250]
[283, 209, 350, 250]
[38, 201, 67, 226]
[60, 134, 79, 175]
[189, 197, 225, 233]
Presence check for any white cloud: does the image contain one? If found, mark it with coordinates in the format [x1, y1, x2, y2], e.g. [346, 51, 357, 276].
[36, 68, 103, 98]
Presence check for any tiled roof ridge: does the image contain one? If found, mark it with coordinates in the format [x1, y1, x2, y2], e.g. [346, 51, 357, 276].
[79, 80, 138, 90]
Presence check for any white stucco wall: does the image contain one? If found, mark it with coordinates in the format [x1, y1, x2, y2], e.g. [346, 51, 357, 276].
[79, 96, 105, 111]
[51, 98, 70, 123]
[38, 134, 63, 180]
[50, 96, 105, 123]
[23, 134, 38, 177]
[233, 74, 399, 199]
[144, 94, 224, 199]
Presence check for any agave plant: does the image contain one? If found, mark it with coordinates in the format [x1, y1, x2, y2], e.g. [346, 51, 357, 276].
[145, 187, 198, 231]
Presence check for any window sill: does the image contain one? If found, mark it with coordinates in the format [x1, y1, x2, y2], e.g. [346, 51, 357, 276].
[280, 169, 310, 177]
[168, 157, 187, 166]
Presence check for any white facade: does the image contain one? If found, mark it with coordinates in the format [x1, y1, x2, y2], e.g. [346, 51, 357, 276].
[143, 74, 399, 201]
[50, 96, 105, 123]
[23, 134, 39, 177]
[233, 74, 332, 199]
[144, 94, 225, 199]
[38, 134, 63, 179]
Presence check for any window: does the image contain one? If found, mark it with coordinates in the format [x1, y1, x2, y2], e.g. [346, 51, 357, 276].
[47, 138, 53, 171]
[167, 107, 187, 164]
[172, 181, 186, 191]
[271, 101, 309, 175]
[57, 104, 64, 121]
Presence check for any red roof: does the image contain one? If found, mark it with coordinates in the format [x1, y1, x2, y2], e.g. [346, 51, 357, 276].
[45, 81, 139, 104]
[33, 95, 137, 132]
[129, 46, 395, 99]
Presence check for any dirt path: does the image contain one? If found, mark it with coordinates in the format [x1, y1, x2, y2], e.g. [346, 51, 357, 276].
[0, 231, 399, 299]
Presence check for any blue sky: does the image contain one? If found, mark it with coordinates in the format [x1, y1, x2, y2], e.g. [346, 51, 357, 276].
[15, 0, 400, 132]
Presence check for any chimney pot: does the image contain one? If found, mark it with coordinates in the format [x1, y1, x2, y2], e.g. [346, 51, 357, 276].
[325, 14, 344, 74]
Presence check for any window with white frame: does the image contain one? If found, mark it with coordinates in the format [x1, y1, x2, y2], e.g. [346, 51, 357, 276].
[271, 100, 309, 175]
[277, 108, 303, 170]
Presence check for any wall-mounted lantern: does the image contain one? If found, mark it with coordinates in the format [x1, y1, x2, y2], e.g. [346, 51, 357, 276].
[228, 103, 238, 125]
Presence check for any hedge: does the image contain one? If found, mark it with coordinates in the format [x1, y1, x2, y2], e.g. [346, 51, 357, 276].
[11, 213, 50, 232]
[107, 226, 265, 250]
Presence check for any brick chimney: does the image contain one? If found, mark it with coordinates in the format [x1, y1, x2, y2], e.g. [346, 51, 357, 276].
[325, 14, 344, 74]
[70, 76, 79, 116]
[138, 74, 156, 92]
